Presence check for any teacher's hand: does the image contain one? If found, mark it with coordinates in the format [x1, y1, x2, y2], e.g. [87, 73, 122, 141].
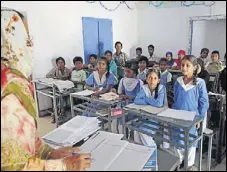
[64, 153, 91, 171]
[49, 147, 80, 159]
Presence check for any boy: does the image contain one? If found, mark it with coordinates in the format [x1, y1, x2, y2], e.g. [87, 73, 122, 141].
[71, 56, 87, 90]
[137, 56, 149, 83]
[87, 54, 98, 73]
[159, 58, 172, 87]
[159, 58, 173, 108]
[206, 50, 223, 74]
[105, 50, 118, 78]
[199, 48, 210, 68]
[136, 47, 142, 60]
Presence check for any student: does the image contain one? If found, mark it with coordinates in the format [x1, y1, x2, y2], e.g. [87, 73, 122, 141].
[166, 51, 177, 68]
[83, 57, 117, 117]
[136, 47, 143, 60]
[197, 58, 210, 84]
[199, 48, 210, 67]
[46, 57, 71, 123]
[71, 56, 87, 90]
[118, 64, 143, 103]
[159, 58, 172, 87]
[46, 57, 71, 80]
[212, 53, 226, 94]
[137, 56, 149, 84]
[173, 55, 209, 171]
[113, 41, 128, 81]
[84, 57, 116, 96]
[173, 50, 186, 70]
[206, 50, 223, 74]
[105, 50, 118, 78]
[87, 54, 98, 73]
[134, 69, 167, 146]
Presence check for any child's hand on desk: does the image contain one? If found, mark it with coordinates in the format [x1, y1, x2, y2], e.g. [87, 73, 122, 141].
[49, 147, 80, 159]
[92, 91, 100, 97]
[120, 95, 130, 100]
[92, 88, 100, 92]
[64, 153, 91, 171]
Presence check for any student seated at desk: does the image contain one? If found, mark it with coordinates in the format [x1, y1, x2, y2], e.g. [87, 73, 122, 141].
[105, 50, 118, 78]
[159, 58, 172, 87]
[197, 57, 210, 84]
[134, 69, 167, 147]
[87, 54, 98, 74]
[173, 55, 209, 171]
[137, 56, 149, 84]
[166, 51, 177, 68]
[71, 56, 87, 90]
[46, 57, 71, 80]
[172, 50, 186, 70]
[206, 50, 223, 74]
[46, 57, 71, 123]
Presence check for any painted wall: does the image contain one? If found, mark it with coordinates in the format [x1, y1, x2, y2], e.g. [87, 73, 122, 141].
[137, 1, 226, 58]
[1, 1, 138, 78]
[192, 19, 226, 59]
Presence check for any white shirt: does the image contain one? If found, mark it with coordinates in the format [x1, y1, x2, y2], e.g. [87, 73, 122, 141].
[160, 70, 172, 83]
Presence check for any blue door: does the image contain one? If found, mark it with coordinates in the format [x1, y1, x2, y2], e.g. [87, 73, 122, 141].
[82, 17, 113, 64]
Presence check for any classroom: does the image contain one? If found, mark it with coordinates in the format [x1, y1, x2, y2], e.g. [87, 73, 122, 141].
[1, 1, 226, 171]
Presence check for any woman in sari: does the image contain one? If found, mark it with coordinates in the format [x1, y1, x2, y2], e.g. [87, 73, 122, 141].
[1, 8, 90, 171]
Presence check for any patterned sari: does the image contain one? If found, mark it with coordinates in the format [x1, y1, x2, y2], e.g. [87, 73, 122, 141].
[1, 9, 65, 171]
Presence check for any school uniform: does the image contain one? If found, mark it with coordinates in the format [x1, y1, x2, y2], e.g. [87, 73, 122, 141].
[172, 76, 209, 167]
[160, 70, 172, 87]
[82, 71, 116, 117]
[71, 69, 87, 90]
[133, 84, 167, 147]
[137, 68, 148, 83]
[109, 60, 118, 78]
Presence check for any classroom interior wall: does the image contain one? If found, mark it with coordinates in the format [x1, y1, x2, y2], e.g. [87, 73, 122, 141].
[137, 1, 226, 59]
[1, 1, 138, 78]
[192, 19, 226, 59]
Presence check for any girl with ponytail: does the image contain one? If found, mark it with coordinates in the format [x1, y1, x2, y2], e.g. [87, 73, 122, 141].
[133, 68, 168, 147]
[172, 55, 209, 170]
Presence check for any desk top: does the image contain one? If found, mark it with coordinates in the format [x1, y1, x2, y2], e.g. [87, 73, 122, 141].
[71, 93, 124, 106]
[124, 107, 204, 129]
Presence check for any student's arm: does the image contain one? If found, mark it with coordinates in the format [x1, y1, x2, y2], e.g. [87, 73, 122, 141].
[167, 73, 172, 83]
[84, 73, 95, 90]
[134, 88, 148, 105]
[46, 68, 56, 78]
[198, 80, 209, 117]
[117, 79, 124, 95]
[143, 86, 166, 107]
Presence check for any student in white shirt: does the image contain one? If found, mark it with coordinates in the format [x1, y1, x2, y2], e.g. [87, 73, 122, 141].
[137, 56, 149, 84]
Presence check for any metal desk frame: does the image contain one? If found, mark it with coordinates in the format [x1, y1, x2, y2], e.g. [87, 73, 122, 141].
[122, 108, 204, 171]
[70, 94, 126, 132]
[33, 80, 77, 127]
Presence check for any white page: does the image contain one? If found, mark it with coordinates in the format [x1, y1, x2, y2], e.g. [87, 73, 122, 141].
[106, 143, 155, 171]
[125, 103, 145, 110]
[141, 106, 168, 115]
[157, 108, 196, 121]
[71, 89, 95, 96]
[86, 140, 129, 171]
[80, 131, 124, 153]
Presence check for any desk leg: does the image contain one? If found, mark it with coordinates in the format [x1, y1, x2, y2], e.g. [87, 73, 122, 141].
[53, 86, 58, 128]
[198, 121, 204, 171]
[122, 111, 127, 140]
[70, 94, 74, 118]
[108, 107, 112, 132]
[34, 82, 41, 117]
[207, 134, 213, 171]
[184, 132, 189, 171]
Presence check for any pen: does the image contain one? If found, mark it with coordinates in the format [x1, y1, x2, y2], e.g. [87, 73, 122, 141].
[63, 152, 95, 161]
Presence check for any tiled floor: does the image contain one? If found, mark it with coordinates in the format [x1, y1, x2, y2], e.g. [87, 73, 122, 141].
[37, 116, 226, 171]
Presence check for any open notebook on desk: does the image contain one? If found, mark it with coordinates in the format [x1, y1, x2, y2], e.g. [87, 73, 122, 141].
[125, 103, 168, 115]
[80, 132, 155, 171]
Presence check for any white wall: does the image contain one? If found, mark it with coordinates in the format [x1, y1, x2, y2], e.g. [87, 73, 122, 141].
[1, 1, 138, 78]
[137, 1, 226, 58]
[192, 19, 226, 59]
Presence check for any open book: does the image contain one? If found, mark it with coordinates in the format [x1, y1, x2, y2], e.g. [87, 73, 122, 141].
[125, 103, 168, 115]
[80, 134, 156, 171]
[42, 116, 101, 148]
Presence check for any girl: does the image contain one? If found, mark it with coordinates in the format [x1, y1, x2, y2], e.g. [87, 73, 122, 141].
[83, 57, 117, 116]
[173, 55, 209, 171]
[115, 64, 143, 133]
[172, 50, 186, 70]
[134, 69, 167, 146]
[166, 51, 177, 68]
